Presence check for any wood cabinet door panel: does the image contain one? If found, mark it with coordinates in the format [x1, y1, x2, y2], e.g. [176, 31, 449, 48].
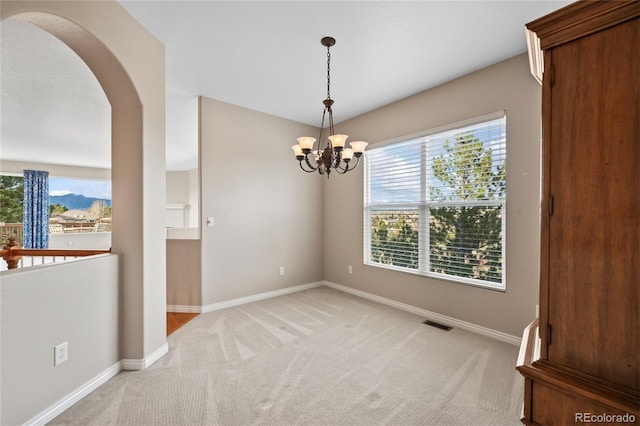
[546, 18, 639, 391]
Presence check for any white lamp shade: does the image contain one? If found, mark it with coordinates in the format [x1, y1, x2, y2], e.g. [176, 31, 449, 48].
[292, 144, 303, 156]
[328, 134, 348, 149]
[350, 141, 368, 153]
[342, 148, 354, 161]
[297, 136, 316, 150]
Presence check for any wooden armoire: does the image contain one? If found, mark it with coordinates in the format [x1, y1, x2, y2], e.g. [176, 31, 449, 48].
[516, 1, 639, 425]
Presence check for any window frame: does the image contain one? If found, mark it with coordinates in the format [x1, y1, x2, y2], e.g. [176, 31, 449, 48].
[363, 111, 507, 291]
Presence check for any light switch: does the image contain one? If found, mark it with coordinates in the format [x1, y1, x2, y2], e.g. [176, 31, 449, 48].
[207, 217, 214, 227]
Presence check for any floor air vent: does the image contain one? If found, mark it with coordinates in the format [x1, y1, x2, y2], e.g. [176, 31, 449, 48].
[423, 320, 453, 331]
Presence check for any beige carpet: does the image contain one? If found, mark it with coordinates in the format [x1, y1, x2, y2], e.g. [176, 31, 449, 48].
[50, 286, 523, 425]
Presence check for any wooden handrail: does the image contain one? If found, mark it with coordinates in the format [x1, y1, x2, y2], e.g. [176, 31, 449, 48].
[8, 248, 111, 257]
[1, 238, 111, 270]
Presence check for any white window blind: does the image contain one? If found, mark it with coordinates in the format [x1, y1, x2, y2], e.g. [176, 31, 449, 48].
[364, 113, 506, 290]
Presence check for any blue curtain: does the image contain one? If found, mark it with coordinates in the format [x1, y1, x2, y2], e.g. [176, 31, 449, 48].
[23, 170, 49, 249]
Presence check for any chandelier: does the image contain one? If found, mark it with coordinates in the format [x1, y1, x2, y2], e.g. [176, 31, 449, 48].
[292, 36, 367, 178]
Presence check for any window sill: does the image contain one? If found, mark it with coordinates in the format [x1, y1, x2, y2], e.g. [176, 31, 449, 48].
[364, 261, 506, 292]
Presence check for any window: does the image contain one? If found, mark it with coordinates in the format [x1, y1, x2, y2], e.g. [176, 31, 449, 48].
[364, 112, 506, 290]
[0, 175, 112, 246]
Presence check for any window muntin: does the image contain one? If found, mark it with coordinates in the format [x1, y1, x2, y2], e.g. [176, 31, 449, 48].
[364, 113, 506, 290]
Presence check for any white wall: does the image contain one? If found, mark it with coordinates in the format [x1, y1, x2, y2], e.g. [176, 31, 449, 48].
[323, 54, 542, 338]
[1, 255, 119, 425]
[49, 232, 111, 250]
[166, 169, 199, 229]
[0, 160, 110, 180]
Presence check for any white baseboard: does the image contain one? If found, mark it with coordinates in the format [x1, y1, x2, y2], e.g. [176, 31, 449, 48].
[201, 281, 324, 314]
[167, 304, 202, 313]
[167, 283, 324, 315]
[26, 344, 169, 424]
[121, 343, 169, 371]
[323, 281, 521, 346]
[121, 358, 144, 371]
[24, 361, 121, 426]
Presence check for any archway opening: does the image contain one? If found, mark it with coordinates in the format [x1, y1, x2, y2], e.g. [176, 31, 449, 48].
[1, 16, 112, 249]
[1, 4, 167, 366]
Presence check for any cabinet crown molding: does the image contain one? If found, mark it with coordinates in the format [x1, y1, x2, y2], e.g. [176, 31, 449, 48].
[525, 0, 639, 83]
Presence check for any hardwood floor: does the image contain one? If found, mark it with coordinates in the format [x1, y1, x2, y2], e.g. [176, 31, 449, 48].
[166, 312, 198, 336]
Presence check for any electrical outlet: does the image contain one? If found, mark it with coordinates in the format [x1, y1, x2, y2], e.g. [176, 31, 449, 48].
[279, 266, 285, 276]
[348, 265, 353, 274]
[54, 342, 68, 366]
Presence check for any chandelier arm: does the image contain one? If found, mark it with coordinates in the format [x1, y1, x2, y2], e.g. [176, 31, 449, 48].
[349, 156, 362, 170]
[334, 157, 350, 173]
[299, 161, 317, 173]
[303, 154, 319, 171]
[334, 162, 347, 172]
[334, 164, 349, 174]
[335, 156, 361, 173]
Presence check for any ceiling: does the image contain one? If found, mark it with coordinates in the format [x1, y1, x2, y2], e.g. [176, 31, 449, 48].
[0, 1, 571, 172]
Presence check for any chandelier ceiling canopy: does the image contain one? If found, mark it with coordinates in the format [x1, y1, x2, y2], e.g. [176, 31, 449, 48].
[292, 36, 367, 178]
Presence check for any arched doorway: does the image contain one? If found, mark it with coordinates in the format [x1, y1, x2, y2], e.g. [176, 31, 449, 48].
[1, 2, 167, 365]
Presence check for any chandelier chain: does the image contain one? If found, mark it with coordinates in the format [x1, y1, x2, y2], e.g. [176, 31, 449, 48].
[326, 45, 331, 100]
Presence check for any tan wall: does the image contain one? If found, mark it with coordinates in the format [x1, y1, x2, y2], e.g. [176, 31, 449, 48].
[167, 239, 202, 307]
[188, 167, 199, 228]
[199, 97, 324, 305]
[166, 170, 190, 204]
[166, 169, 199, 228]
[1, 255, 120, 425]
[323, 54, 541, 338]
[165, 167, 200, 308]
